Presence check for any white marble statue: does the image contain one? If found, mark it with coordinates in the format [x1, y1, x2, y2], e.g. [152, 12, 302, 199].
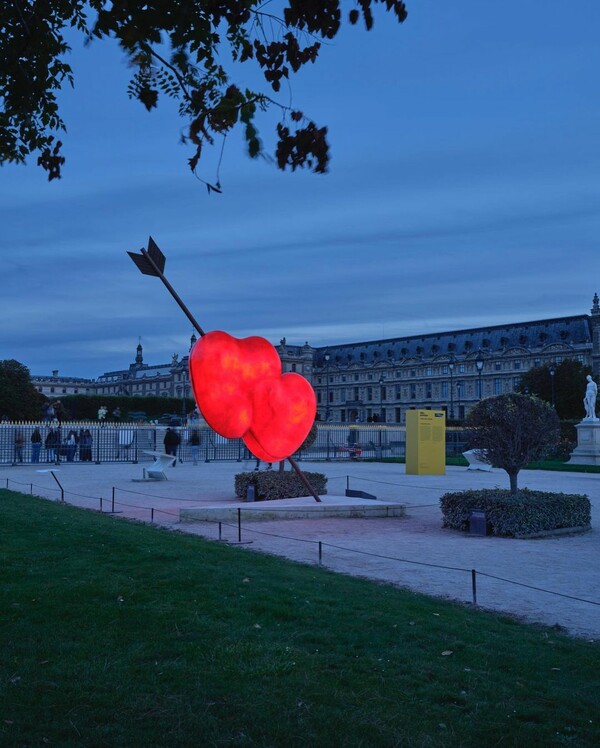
[583, 374, 598, 420]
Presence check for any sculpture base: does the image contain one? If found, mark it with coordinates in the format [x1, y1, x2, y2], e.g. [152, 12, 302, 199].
[567, 420, 600, 466]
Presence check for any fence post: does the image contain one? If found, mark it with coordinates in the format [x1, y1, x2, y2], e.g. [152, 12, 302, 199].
[237, 508, 242, 543]
[112, 486, 115, 513]
[319, 541, 322, 565]
[471, 569, 477, 606]
[151, 507, 154, 523]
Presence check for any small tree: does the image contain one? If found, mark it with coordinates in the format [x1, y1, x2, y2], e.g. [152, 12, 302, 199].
[517, 359, 591, 420]
[466, 393, 560, 495]
[0, 359, 45, 420]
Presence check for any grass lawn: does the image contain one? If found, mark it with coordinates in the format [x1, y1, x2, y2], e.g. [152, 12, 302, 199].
[1, 489, 598, 747]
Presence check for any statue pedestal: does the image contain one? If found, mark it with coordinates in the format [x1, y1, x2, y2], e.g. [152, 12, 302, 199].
[567, 419, 600, 466]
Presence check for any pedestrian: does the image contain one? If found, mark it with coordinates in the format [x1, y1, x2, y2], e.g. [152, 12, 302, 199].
[31, 427, 42, 463]
[79, 429, 93, 462]
[14, 430, 24, 463]
[188, 429, 201, 465]
[66, 430, 78, 462]
[45, 428, 59, 463]
[164, 427, 180, 465]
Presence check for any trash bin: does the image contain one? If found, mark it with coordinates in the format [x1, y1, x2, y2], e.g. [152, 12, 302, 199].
[245, 484, 256, 502]
[469, 509, 488, 536]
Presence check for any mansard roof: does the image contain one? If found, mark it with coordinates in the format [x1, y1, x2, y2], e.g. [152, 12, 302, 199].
[314, 315, 591, 367]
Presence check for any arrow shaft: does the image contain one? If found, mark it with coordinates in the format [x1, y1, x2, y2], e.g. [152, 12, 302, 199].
[141, 249, 205, 337]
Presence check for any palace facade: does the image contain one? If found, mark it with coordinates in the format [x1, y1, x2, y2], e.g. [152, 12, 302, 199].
[31, 296, 600, 423]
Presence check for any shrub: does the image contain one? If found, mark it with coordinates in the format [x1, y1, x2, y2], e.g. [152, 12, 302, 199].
[440, 488, 591, 537]
[235, 470, 327, 501]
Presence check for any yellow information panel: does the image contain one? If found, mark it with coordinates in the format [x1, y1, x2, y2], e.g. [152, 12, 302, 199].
[405, 409, 446, 475]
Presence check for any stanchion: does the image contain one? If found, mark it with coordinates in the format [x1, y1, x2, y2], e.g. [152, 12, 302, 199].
[319, 541, 323, 565]
[50, 470, 64, 503]
[228, 508, 252, 545]
[216, 521, 229, 542]
[151, 508, 154, 523]
[471, 569, 477, 605]
[108, 486, 123, 514]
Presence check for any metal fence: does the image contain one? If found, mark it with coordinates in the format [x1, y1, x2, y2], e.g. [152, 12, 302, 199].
[0, 421, 468, 465]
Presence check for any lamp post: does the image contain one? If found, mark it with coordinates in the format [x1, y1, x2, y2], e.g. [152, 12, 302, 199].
[181, 368, 187, 424]
[324, 352, 330, 422]
[448, 357, 455, 420]
[457, 381, 462, 421]
[475, 351, 484, 401]
[379, 373, 386, 423]
[549, 364, 556, 407]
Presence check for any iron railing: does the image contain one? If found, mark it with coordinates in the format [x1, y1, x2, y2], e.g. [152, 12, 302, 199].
[0, 421, 468, 465]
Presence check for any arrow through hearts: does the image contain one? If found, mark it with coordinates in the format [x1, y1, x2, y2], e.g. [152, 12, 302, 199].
[128, 237, 321, 501]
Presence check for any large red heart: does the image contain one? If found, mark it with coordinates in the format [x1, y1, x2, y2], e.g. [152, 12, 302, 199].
[189, 331, 316, 461]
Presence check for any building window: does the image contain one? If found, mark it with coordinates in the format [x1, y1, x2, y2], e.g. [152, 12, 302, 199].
[341, 410, 346, 422]
[354, 374, 359, 381]
[395, 385, 401, 399]
[395, 407, 401, 423]
[514, 360, 521, 370]
[410, 383, 416, 399]
[459, 364, 465, 373]
[291, 363, 297, 372]
[494, 378, 502, 395]
[368, 374, 373, 380]
[329, 391, 334, 402]
[442, 365, 449, 374]
[534, 359, 541, 367]
[426, 366, 432, 376]
[342, 375, 347, 382]
[367, 387, 373, 401]
[410, 369, 416, 377]
[426, 383, 432, 399]
[395, 371, 401, 378]
[495, 362, 502, 371]
[441, 381, 448, 398]
[317, 392, 322, 403]
[381, 386, 387, 401]
[513, 377, 521, 390]
[317, 377, 322, 384]
[340, 388, 346, 402]
[50, 387, 54, 393]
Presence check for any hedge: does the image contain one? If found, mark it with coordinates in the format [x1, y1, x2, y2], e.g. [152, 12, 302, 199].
[235, 470, 328, 501]
[439, 488, 591, 538]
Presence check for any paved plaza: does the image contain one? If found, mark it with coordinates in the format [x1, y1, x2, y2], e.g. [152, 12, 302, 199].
[2, 458, 598, 640]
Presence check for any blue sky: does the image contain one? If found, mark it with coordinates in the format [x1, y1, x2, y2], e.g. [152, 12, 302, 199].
[2, 1, 600, 378]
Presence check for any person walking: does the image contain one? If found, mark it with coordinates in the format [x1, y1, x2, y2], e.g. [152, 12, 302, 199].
[31, 428, 42, 463]
[164, 427, 180, 466]
[79, 429, 93, 462]
[65, 430, 78, 462]
[14, 430, 24, 464]
[45, 428, 59, 463]
[188, 429, 201, 465]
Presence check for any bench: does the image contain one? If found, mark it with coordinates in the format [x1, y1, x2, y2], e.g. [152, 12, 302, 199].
[463, 449, 492, 471]
[139, 450, 176, 480]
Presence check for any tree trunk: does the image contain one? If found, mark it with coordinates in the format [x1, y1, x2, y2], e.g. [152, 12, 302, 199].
[278, 460, 285, 474]
[509, 471, 519, 495]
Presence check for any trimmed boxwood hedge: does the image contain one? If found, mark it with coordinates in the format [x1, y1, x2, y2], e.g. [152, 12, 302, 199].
[235, 470, 327, 501]
[440, 488, 591, 538]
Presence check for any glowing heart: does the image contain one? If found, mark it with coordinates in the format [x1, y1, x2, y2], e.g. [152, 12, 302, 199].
[242, 374, 317, 462]
[189, 330, 316, 461]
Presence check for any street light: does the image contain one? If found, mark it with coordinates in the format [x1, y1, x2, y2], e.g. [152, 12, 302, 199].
[448, 356, 455, 420]
[475, 350, 484, 401]
[549, 364, 556, 407]
[324, 352, 330, 422]
[379, 373, 386, 423]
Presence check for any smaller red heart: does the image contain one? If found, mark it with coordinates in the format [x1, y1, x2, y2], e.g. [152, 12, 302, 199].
[242, 373, 317, 462]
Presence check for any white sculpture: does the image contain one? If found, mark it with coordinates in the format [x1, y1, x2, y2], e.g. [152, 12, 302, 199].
[583, 375, 598, 420]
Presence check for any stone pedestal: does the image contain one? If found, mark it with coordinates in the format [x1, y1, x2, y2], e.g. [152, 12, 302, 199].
[567, 419, 600, 466]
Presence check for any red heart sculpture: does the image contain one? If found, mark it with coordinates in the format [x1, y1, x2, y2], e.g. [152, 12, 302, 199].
[189, 331, 316, 461]
[242, 374, 317, 463]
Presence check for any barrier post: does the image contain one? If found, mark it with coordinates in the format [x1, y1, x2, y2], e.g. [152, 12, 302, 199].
[319, 541, 322, 565]
[151, 508, 154, 523]
[238, 508, 242, 543]
[112, 487, 115, 513]
[471, 569, 477, 605]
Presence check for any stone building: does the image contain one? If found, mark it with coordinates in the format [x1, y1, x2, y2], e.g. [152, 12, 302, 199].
[306, 304, 598, 424]
[30, 296, 600, 423]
